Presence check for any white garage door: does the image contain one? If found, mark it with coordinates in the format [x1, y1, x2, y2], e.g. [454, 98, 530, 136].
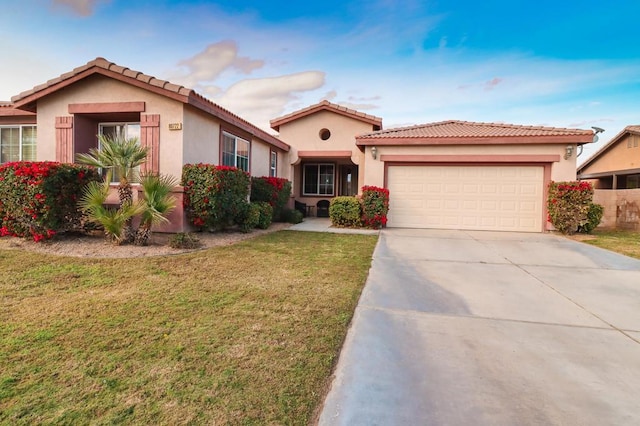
[387, 165, 544, 232]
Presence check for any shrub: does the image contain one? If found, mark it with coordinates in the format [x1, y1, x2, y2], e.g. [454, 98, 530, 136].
[361, 185, 390, 229]
[329, 196, 362, 227]
[547, 181, 594, 235]
[237, 202, 261, 233]
[182, 164, 251, 231]
[250, 177, 291, 221]
[168, 232, 202, 249]
[281, 208, 303, 224]
[0, 162, 100, 241]
[578, 202, 604, 234]
[254, 201, 273, 229]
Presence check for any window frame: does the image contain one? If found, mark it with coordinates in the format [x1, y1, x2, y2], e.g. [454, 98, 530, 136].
[269, 150, 277, 177]
[221, 131, 250, 172]
[98, 121, 141, 183]
[302, 163, 335, 196]
[0, 125, 37, 163]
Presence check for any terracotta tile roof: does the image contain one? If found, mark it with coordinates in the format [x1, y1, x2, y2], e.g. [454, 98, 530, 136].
[0, 102, 35, 117]
[356, 120, 594, 146]
[270, 100, 382, 131]
[10, 57, 288, 151]
[577, 125, 640, 173]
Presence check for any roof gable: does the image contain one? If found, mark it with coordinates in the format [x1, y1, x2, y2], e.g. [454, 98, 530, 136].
[577, 125, 640, 173]
[270, 100, 382, 131]
[356, 120, 594, 147]
[10, 57, 288, 151]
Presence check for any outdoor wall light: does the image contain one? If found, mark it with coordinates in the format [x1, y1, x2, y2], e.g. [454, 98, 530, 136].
[371, 146, 377, 159]
[565, 145, 574, 160]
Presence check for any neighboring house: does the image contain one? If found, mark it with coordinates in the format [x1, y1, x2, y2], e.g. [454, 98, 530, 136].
[274, 102, 594, 232]
[3, 57, 290, 232]
[2, 57, 597, 234]
[577, 125, 640, 189]
[577, 126, 640, 230]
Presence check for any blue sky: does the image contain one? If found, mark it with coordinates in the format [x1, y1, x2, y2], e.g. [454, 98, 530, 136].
[2, 0, 640, 162]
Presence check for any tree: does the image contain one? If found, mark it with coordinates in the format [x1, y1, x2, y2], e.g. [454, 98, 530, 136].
[77, 133, 148, 243]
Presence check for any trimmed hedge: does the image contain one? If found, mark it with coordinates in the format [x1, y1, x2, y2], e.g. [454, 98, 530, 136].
[329, 196, 362, 227]
[182, 164, 251, 231]
[254, 201, 273, 229]
[578, 202, 604, 234]
[250, 176, 291, 221]
[0, 161, 100, 241]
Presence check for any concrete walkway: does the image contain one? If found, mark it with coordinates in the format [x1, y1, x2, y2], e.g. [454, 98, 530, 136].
[287, 217, 379, 235]
[318, 228, 640, 426]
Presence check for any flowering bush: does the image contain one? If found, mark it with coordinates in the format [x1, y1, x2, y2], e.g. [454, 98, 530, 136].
[329, 196, 362, 227]
[250, 176, 291, 221]
[361, 186, 389, 229]
[547, 181, 600, 235]
[0, 161, 100, 241]
[182, 164, 251, 231]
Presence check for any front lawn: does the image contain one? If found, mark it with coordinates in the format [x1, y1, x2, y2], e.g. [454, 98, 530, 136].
[580, 229, 640, 260]
[0, 231, 377, 424]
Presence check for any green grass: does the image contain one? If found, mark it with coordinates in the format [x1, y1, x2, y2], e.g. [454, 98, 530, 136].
[580, 229, 640, 260]
[0, 231, 378, 425]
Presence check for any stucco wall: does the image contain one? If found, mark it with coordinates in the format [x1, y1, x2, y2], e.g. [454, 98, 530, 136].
[581, 134, 640, 175]
[593, 189, 640, 230]
[36, 74, 185, 179]
[182, 105, 219, 167]
[362, 143, 578, 188]
[278, 110, 373, 166]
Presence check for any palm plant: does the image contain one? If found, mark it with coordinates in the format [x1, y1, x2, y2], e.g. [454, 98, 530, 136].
[77, 133, 149, 243]
[134, 174, 178, 246]
[79, 172, 144, 245]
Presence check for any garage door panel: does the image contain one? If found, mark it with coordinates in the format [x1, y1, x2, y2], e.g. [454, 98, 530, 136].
[388, 165, 543, 232]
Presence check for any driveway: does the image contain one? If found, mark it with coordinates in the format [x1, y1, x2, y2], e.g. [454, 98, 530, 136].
[318, 229, 640, 425]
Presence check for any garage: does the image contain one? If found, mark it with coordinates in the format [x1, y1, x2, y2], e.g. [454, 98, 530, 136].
[387, 165, 544, 232]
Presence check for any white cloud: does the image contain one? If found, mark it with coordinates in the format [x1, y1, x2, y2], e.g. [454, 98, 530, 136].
[51, 0, 108, 16]
[174, 41, 264, 88]
[214, 71, 326, 129]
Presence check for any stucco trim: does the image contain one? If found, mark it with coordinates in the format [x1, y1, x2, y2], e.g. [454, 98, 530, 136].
[68, 102, 146, 114]
[297, 150, 353, 158]
[379, 154, 561, 163]
[579, 167, 640, 180]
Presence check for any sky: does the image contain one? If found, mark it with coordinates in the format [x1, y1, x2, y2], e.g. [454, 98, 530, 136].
[2, 0, 640, 163]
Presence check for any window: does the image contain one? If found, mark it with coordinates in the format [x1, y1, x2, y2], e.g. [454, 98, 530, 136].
[0, 125, 36, 163]
[303, 164, 334, 196]
[99, 122, 141, 183]
[222, 132, 250, 172]
[270, 151, 277, 177]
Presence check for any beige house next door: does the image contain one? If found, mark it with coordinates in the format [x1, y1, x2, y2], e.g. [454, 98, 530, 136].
[387, 165, 544, 232]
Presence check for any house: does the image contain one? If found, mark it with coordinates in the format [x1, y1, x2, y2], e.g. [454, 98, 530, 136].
[577, 126, 640, 229]
[273, 101, 594, 232]
[3, 57, 290, 232]
[2, 57, 596, 233]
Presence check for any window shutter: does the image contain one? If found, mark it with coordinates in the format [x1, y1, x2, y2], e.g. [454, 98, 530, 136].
[55, 116, 74, 163]
[141, 114, 160, 174]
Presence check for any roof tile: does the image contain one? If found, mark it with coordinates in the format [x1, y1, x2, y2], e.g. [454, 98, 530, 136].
[359, 120, 593, 139]
[271, 99, 382, 130]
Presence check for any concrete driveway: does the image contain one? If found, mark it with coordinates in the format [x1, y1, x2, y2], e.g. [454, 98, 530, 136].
[318, 229, 640, 426]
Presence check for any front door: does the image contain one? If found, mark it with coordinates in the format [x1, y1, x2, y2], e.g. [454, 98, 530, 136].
[340, 165, 358, 196]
